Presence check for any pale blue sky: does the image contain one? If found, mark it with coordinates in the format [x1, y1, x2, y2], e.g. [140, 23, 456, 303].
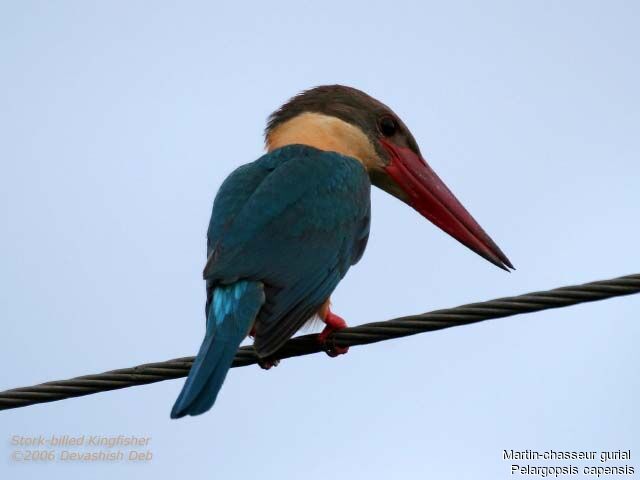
[1, 1, 638, 479]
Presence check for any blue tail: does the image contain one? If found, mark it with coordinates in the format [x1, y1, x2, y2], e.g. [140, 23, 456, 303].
[170, 280, 264, 418]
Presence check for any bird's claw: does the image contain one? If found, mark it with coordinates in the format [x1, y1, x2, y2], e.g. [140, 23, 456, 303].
[323, 343, 349, 357]
[318, 310, 349, 357]
[319, 331, 349, 357]
[257, 358, 280, 370]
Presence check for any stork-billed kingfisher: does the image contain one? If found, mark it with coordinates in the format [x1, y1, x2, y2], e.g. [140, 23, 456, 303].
[170, 85, 513, 418]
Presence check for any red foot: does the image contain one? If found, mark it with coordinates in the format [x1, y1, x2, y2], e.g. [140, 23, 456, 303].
[318, 310, 349, 357]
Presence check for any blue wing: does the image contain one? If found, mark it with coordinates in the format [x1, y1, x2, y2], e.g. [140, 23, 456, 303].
[203, 145, 371, 357]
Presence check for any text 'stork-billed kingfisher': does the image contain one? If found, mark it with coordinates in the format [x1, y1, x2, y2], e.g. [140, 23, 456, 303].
[171, 85, 513, 418]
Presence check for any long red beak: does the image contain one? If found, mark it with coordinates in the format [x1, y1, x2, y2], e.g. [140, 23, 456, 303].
[380, 139, 513, 271]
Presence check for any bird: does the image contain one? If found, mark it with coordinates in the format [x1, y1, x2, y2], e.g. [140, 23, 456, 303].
[170, 85, 513, 418]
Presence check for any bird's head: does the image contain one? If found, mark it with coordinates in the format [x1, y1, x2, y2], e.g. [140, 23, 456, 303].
[265, 85, 513, 271]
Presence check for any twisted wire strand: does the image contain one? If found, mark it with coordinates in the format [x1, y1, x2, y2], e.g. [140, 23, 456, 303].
[1, 273, 638, 411]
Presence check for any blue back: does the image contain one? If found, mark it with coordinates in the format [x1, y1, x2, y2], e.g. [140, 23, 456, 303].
[203, 144, 371, 356]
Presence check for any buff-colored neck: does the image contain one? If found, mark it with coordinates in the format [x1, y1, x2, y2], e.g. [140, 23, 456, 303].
[265, 112, 378, 170]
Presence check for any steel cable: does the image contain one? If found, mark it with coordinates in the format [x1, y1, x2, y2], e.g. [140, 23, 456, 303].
[1, 273, 638, 411]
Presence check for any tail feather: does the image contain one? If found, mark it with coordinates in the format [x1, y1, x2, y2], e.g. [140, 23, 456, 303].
[171, 280, 264, 419]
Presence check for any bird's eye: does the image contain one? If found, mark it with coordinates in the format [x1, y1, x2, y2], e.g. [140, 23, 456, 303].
[379, 116, 398, 137]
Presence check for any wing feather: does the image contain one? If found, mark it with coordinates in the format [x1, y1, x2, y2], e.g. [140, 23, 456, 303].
[203, 145, 371, 356]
